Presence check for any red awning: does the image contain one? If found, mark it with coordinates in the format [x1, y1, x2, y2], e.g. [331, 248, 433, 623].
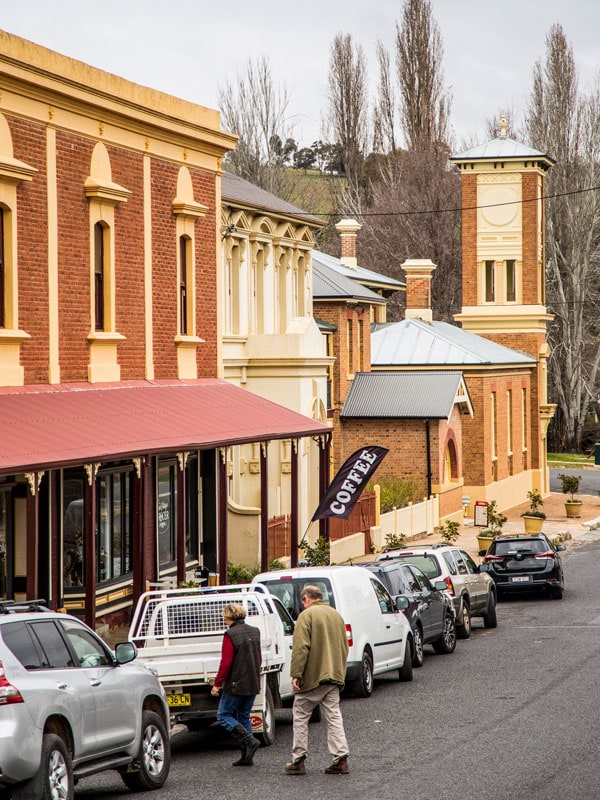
[0, 379, 330, 473]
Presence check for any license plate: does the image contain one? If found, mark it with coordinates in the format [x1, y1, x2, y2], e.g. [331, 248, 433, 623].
[167, 693, 191, 707]
[510, 576, 532, 583]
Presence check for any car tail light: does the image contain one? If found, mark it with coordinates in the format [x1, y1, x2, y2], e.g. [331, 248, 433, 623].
[345, 624, 353, 647]
[535, 551, 555, 560]
[0, 661, 24, 705]
[484, 555, 503, 563]
[443, 577, 456, 596]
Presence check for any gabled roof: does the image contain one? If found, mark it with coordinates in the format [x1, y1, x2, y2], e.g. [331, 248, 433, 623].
[371, 318, 536, 367]
[312, 258, 385, 304]
[312, 250, 404, 293]
[0, 380, 330, 474]
[341, 371, 473, 419]
[451, 137, 555, 165]
[221, 171, 323, 226]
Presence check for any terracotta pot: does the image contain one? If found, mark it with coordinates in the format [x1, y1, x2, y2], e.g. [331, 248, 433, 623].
[564, 500, 582, 519]
[522, 514, 544, 533]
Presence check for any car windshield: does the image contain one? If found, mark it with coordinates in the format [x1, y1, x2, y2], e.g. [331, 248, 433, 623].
[395, 554, 441, 580]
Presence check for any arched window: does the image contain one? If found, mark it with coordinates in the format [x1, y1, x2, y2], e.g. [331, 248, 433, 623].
[444, 438, 458, 482]
[94, 222, 107, 331]
[0, 207, 4, 329]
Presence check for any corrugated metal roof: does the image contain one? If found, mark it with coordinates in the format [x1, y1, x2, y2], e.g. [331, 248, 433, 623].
[0, 380, 330, 473]
[312, 259, 385, 303]
[221, 171, 324, 226]
[341, 371, 472, 419]
[451, 137, 554, 163]
[371, 318, 536, 366]
[312, 250, 404, 291]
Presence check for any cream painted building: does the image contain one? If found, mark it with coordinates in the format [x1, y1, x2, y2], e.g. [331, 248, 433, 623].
[220, 172, 331, 563]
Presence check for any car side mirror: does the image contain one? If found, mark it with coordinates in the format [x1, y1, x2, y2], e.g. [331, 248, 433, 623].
[115, 641, 137, 664]
[479, 563, 490, 572]
[433, 580, 446, 591]
[394, 595, 409, 610]
[556, 544, 566, 552]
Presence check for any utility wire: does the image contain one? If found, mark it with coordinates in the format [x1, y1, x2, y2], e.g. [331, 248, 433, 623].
[318, 184, 600, 219]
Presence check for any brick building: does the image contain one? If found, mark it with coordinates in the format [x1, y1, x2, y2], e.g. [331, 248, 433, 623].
[0, 32, 329, 630]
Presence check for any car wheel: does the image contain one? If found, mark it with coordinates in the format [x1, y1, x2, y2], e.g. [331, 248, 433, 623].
[398, 636, 414, 682]
[412, 625, 424, 668]
[120, 711, 171, 791]
[432, 612, 457, 654]
[352, 650, 374, 697]
[483, 593, 498, 627]
[255, 685, 275, 746]
[13, 733, 74, 800]
[456, 599, 472, 639]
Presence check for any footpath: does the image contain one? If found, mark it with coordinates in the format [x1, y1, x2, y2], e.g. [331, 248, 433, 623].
[415, 492, 600, 560]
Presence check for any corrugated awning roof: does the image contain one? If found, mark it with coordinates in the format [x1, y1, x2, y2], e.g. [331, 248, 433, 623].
[0, 379, 330, 474]
[312, 259, 385, 304]
[341, 371, 473, 419]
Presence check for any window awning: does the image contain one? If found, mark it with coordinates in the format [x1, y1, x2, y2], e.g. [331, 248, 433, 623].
[0, 379, 330, 474]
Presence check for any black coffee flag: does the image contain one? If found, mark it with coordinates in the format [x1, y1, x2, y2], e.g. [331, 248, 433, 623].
[311, 445, 389, 521]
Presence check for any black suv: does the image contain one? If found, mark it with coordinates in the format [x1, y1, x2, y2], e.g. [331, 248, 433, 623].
[363, 560, 457, 666]
[481, 534, 566, 599]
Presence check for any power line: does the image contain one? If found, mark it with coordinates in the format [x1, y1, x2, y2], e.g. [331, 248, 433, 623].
[319, 184, 600, 219]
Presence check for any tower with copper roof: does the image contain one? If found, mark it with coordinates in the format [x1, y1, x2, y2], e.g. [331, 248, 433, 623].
[451, 118, 556, 491]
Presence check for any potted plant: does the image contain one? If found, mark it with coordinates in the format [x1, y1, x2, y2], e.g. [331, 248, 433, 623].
[521, 489, 546, 533]
[558, 473, 583, 518]
[476, 500, 507, 554]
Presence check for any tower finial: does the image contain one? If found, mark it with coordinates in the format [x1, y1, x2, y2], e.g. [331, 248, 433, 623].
[499, 116, 508, 138]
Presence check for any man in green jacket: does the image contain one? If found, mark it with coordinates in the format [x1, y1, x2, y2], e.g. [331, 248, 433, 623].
[284, 584, 350, 776]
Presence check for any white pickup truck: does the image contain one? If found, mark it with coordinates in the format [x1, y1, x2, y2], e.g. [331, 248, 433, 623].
[127, 583, 296, 745]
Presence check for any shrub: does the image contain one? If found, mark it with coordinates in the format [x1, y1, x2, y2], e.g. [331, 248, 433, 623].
[372, 476, 424, 514]
[299, 536, 330, 566]
[558, 473, 581, 501]
[522, 489, 546, 519]
[384, 531, 407, 550]
[439, 520, 460, 544]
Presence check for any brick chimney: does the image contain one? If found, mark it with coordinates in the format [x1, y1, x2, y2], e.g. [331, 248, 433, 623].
[335, 218, 362, 268]
[403, 259, 436, 323]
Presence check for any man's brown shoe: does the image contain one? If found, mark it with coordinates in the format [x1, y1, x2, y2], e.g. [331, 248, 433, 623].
[284, 756, 306, 775]
[325, 756, 349, 774]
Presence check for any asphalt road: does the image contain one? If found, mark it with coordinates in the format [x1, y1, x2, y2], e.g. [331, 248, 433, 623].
[550, 466, 600, 495]
[75, 537, 600, 800]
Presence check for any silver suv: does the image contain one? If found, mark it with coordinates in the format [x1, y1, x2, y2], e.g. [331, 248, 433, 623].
[376, 544, 497, 638]
[0, 600, 171, 800]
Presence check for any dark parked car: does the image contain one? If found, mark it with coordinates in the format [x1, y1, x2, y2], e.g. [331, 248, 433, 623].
[481, 534, 565, 599]
[376, 545, 497, 638]
[363, 560, 456, 666]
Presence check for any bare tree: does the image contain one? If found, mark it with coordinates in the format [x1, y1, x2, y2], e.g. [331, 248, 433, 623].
[525, 23, 600, 451]
[359, 0, 459, 321]
[373, 40, 397, 154]
[218, 56, 296, 197]
[395, 0, 451, 150]
[325, 33, 369, 200]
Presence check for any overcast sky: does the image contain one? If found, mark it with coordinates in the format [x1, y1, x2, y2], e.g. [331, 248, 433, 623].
[1, 1, 598, 149]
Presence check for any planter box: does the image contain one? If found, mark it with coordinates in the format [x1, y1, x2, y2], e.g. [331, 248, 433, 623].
[522, 514, 544, 533]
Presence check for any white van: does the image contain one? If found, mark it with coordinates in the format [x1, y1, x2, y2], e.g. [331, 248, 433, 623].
[252, 565, 414, 697]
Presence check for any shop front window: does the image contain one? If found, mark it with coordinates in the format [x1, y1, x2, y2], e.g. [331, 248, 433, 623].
[157, 462, 177, 564]
[186, 457, 199, 562]
[63, 473, 85, 588]
[97, 470, 133, 583]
